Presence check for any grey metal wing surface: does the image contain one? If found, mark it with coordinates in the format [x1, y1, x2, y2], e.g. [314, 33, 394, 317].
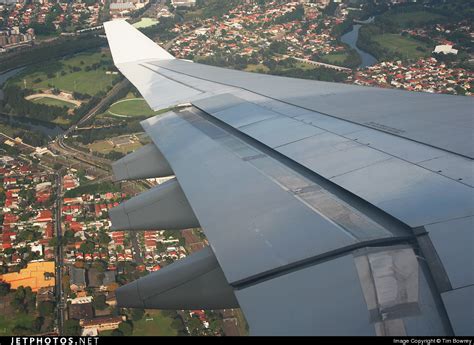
[104, 20, 474, 336]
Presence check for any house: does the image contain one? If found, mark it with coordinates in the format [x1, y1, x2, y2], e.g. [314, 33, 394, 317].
[70, 267, 86, 291]
[87, 268, 103, 288]
[69, 303, 94, 320]
[64, 197, 83, 205]
[36, 286, 55, 304]
[102, 271, 116, 288]
[36, 210, 53, 222]
[80, 316, 126, 332]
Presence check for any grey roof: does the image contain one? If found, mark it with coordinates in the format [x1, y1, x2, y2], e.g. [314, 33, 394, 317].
[87, 268, 102, 288]
[104, 21, 474, 336]
[70, 267, 86, 287]
[69, 303, 94, 320]
[102, 271, 117, 286]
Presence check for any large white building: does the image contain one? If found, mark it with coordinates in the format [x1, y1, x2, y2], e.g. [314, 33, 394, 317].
[433, 44, 458, 55]
[171, 0, 196, 8]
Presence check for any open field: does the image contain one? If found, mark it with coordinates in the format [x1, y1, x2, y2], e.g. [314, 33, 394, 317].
[132, 310, 177, 336]
[372, 34, 432, 59]
[381, 10, 446, 28]
[52, 116, 73, 126]
[107, 98, 170, 118]
[244, 64, 270, 73]
[0, 313, 37, 336]
[87, 135, 144, 154]
[31, 97, 77, 109]
[108, 98, 156, 117]
[133, 18, 159, 29]
[9, 50, 118, 96]
[320, 52, 348, 65]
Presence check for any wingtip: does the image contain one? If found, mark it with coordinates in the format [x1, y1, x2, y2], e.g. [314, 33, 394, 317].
[104, 19, 174, 65]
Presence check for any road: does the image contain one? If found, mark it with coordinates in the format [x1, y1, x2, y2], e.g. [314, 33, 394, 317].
[46, 80, 127, 336]
[46, 70, 148, 336]
[49, 79, 131, 170]
[54, 172, 65, 334]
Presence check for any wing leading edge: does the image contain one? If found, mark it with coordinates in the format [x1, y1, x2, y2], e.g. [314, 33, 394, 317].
[104, 20, 474, 335]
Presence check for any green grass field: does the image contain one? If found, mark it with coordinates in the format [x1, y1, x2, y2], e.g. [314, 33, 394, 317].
[10, 50, 117, 96]
[107, 98, 170, 118]
[372, 34, 432, 59]
[132, 310, 177, 336]
[244, 64, 270, 73]
[0, 313, 37, 335]
[320, 52, 348, 65]
[133, 18, 159, 29]
[381, 10, 446, 28]
[88, 138, 143, 154]
[31, 97, 76, 109]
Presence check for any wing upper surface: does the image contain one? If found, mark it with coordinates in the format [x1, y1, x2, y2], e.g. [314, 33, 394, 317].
[104, 20, 474, 335]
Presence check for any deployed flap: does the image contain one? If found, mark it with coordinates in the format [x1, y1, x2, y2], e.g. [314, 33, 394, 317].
[116, 246, 239, 309]
[109, 178, 199, 230]
[112, 143, 173, 181]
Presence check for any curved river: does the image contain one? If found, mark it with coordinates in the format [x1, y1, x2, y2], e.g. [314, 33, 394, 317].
[340, 17, 378, 68]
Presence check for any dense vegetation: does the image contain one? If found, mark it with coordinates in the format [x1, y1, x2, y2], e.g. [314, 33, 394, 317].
[198, 53, 348, 82]
[188, 0, 241, 19]
[2, 86, 67, 122]
[0, 119, 50, 146]
[72, 119, 144, 145]
[0, 35, 106, 73]
[63, 181, 121, 198]
[140, 16, 180, 42]
[274, 4, 304, 24]
[270, 64, 348, 83]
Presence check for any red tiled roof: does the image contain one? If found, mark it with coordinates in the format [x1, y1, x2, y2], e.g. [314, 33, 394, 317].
[36, 210, 53, 222]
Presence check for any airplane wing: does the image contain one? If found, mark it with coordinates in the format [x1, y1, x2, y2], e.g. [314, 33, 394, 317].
[104, 20, 474, 336]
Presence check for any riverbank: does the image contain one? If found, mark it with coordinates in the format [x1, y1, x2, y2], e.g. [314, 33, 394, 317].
[0, 113, 65, 137]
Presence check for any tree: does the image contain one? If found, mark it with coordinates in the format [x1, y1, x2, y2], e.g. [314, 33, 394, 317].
[12, 325, 31, 335]
[111, 329, 123, 336]
[187, 316, 202, 335]
[63, 320, 81, 336]
[118, 321, 133, 336]
[0, 282, 10, 296]
[33, 317, 44, 332]
[11, 298, 26, 313]
[38, 301, 55, 317]
[93, 294, 108, 310]
[131, 308, 145, 321]
[171, 318, 185, 331]
[79, 241, 95, 254]
[98, 231, 112, 246]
